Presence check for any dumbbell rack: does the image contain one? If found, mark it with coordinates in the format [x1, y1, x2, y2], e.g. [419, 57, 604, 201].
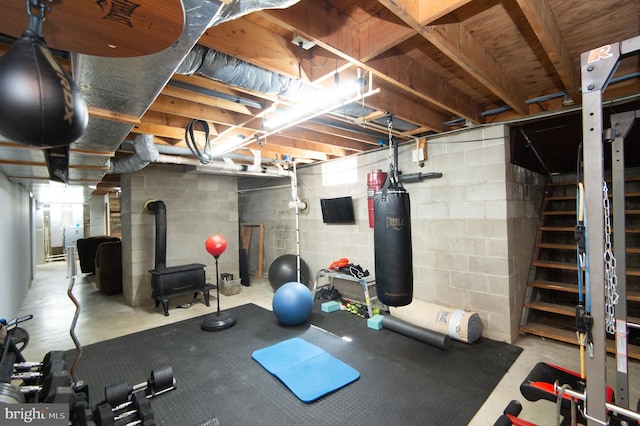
[0, 339, 175, 425]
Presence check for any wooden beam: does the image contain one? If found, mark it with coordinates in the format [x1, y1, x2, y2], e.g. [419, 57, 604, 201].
[87, 107, 140, 125]
[0, 142, 45, 150]
[515, 0, 581, 103]
[379, 0, 528, 115]
[69, 148, 114, 157]
[68, 164, 109, 171]
[297, 121, 380, 146]
[261, 3, 483, 125]
[258, 133, 346, 157]
[0, 159, 45, 166]
[279, 127, 372, 153]
[160, 85, 253, 115]
[237, 143, 329, 162]
[365, 87, 450, 132]
[358, 8, 416, 62]
[424, 22, 528, 115]
[148, 94, 247, 126]
[365, 52, 482, 123]
[199, 17, 306, 81]
[375, 0, 473, 25]
[131, 121, 212, 140]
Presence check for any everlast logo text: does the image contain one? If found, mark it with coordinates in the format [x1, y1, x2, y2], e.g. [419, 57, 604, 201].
[386, 217, 407, 230]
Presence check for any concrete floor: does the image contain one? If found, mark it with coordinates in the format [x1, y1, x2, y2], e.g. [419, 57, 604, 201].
[15, 261, 640, 425]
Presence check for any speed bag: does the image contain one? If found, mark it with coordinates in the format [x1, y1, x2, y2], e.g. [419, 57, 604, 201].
[374, 188, 413, 306]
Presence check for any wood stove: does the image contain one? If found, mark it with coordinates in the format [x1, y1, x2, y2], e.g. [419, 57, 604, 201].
[146, 200, 210, 316]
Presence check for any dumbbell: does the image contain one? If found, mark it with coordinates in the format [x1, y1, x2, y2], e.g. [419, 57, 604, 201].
[14, 351, 66, 376]
[19, 369, 73, 403]
[103, 366, 175, 407]
[95, 389, 155, 426]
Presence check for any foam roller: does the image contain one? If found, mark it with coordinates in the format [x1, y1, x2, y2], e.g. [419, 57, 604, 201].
[382, 315, 451, 350]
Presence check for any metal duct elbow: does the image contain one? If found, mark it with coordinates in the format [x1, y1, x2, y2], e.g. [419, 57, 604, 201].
[110, 134, 159, 174]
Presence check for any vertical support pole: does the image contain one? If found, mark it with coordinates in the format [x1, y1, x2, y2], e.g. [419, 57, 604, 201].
[611, 127, 628, 408]
[610, 111, 637, 408]
[580, 42, 621, 425]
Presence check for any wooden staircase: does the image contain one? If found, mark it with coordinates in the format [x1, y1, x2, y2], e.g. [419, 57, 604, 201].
[520, 176, 640, 360]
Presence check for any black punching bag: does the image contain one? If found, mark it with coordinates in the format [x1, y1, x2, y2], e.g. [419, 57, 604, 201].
[0, 29, 88, 147]
[374, 178, 413, 306]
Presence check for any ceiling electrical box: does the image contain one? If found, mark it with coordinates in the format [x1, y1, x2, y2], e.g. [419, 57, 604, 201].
[292, 34, 315, 50]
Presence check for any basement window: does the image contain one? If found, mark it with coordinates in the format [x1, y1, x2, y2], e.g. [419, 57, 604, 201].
[322, 156, 358, 186]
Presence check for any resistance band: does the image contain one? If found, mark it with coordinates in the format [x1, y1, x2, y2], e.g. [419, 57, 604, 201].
[575, 142, 593, 373]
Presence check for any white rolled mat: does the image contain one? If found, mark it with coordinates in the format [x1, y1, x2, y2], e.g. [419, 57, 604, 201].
[389, 299, 482, 343]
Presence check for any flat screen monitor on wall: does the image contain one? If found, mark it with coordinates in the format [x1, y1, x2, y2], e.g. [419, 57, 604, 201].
[320, 196, 355, 224]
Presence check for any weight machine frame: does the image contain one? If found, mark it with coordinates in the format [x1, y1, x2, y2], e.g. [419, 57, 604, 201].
[581, 34, 640, 425]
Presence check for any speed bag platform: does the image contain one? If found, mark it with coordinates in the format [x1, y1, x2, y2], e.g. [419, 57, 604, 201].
[374, 188, 413, 306]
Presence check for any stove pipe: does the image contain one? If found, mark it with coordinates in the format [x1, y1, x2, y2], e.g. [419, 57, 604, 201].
[145, 200, 167, 270]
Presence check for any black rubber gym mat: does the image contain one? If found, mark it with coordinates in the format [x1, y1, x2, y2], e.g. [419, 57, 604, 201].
[64, 303, 522, 425]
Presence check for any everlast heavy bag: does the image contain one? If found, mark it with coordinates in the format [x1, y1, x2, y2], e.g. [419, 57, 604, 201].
[374, 181, 413, 306]
[0, 29, 88, 147]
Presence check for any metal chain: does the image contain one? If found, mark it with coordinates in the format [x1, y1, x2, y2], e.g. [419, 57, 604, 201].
[386, 114, 396, 184]
[387, 113, 393, 165]
[603, 180, 620, 334]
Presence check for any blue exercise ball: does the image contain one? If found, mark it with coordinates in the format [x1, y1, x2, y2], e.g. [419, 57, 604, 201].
[268, 254, 311, 291]
[272, 281, 313, 326]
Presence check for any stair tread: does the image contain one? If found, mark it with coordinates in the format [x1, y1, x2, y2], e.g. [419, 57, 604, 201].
[545, 192, 640, 201]
[519, 323, 640, 360]
[532, 260, 640, 275]
[536, 242, 640, 253]
[529, 280, 580, 293]
[536, 242, 576, 250]
[524, 300, 574, 315]
[542, 209, 640, 215]
[528, 280, 640, 301]
[539, 226, 575, 232]
[531, 260, 578, 271]
[547, 176, 640, 187]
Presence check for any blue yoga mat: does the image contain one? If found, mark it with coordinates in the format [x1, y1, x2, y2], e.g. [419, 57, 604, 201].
[252, 337, 360, 403]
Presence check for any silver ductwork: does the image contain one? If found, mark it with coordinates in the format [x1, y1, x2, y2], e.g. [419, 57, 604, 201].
[208, 0, 301, 28]
[66, 0, 302, 186]
[175, 46, 419, 131]
[110, 134, 159, 174]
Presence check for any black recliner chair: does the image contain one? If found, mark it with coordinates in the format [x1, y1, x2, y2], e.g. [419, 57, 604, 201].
[76, 236, 121, 274]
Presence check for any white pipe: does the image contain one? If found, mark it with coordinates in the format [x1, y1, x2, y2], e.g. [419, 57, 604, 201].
[154, 153, 291, 178]
[291, 162, 302, 283]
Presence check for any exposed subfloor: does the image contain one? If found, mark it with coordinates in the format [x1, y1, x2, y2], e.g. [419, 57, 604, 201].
[15, 261, 640, 425]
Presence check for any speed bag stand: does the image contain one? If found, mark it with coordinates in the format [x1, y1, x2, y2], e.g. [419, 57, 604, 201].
[374, 185, 413, 306]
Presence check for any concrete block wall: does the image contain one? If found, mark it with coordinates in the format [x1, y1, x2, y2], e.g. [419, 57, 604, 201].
[121, 164, 239, 307]
[0, 171, 32, 319]
[506, 165, 546, 340]
[239, 124, 545, 343]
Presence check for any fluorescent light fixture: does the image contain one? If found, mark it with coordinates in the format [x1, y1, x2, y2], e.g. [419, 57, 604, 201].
[263, 78, 366, 130]
[37, 181, 88, 204]
[210, 135, 247, 157]
[207, 73, 378, 158]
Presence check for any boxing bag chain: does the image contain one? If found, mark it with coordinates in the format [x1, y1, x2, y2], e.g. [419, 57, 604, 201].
[374, 184, 413, 307]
